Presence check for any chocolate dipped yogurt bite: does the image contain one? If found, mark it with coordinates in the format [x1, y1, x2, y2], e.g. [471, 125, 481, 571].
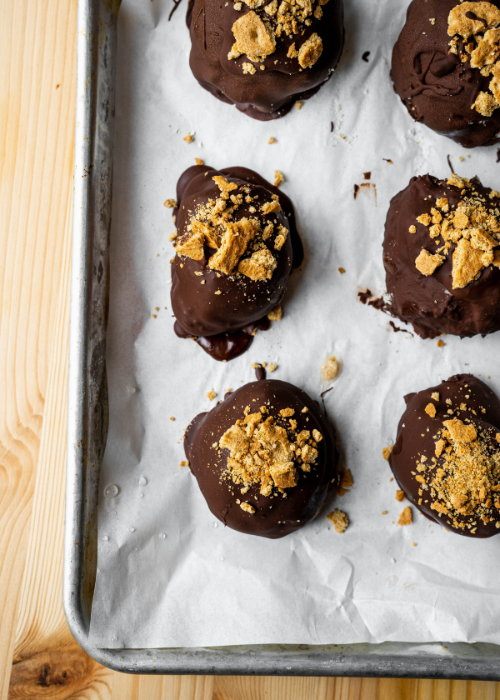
[391, 0, 500, 148]
[185, 379, 338, 538]
[186, 0, 344, 120]
[383, 173, 500, 339]
[389, 374, 500, 537]
[171, 164, 302, 361]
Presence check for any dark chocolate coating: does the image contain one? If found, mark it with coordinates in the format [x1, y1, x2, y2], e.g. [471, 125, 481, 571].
[390, 374, 500, 537]
[383, 174, 500, 339]
[171, 165, 302, 361]
[187, 0, 344, 120]
[185, 379, 338, 538]
[391, 0, 500, 148]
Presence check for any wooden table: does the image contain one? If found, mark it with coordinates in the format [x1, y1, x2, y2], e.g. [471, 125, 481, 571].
[1, 0, 499, 697]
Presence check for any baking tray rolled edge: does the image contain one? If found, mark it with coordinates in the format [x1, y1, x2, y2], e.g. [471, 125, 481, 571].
[63, 0, 500, 679]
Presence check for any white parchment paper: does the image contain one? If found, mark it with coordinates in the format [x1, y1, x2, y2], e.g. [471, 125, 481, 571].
[88, 0, 500, 648]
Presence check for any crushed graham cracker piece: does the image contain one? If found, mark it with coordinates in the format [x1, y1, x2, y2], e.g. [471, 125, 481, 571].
[398, 506, 412, 526]
[238, 248, 277, 280]
[452, 238, 489, 288]
[415, 249, 445, 276]
[195, 157, 204, 166]
[267, 302, 282, 321]
[206, 389, 217, 401]
[425, 403, 437, 418]
[321, 356, 339, 382]
[168, 232, 178, 242]
[432, 392, 440, 401]
[295, 100, 303, 110]
[184, 132, 194, 143]
[164, 198, 177, 208]
[240, 502, 256, 514]
[448, 2, 500, 41]
[417, 213, 432, 226]
[280, 408, 295, 417]
[242, 62, 257, 74]
[287, 43, 298, 58]
[340, 469, 353, 489]
[268, 137, 277, 144]
[231, 11, 276, 61]
[180, 460, 190, 467]
[268, 363, 278, 372]
[437, 339, 446, 347]
[472, 91, 499, 117]
[443, 418, 477, 443]
[409, 225, 417, 234]
[327, 508, 349, 533]
[274, 170, 285, 187]
[396, 489, 405, 502]
[261, 195, 281, 214]
[383, 445, 393, 461]
[298, 33, 323, 68]
[447, 173, 472, 189]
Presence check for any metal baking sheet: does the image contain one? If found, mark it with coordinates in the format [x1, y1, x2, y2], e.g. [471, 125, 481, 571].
[64, 0, 500, 677]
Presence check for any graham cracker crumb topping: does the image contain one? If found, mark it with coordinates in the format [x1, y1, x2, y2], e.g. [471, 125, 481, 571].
[175, 176, 285, 281]
[228, 0, 325, 69]
[396, 489, 405, 502]
[412, 402, 500, 531]
[327, 508, 349, 533]
[413, 175, 500, 288]
[448, 3, 500, 115]
[219, 406, 323, 497]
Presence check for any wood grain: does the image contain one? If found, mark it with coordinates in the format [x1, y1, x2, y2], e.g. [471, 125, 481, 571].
[2, 0, 500, 697]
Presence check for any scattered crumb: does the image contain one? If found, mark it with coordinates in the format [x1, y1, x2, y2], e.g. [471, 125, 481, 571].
[340, 469, 353, 489]
[206, 389, 217, 401]
[382, 511, 388, 515]
[327, 508, 349, 533]
[169, 417, 176, 421]
[152, 314, 157, 319]
[412, 542, 417, 547]
[240, 502, 255, 514]
[382, 445, 393, 461]
[425, 403, 436, 418]
[164, 198, 177, 208]
[321, 356, 339, 382]
[338, 267, 346, 274]
[430, 17, 435, 25]
[437, 339, 446, 347]
[395, 489, 405, 502]
[195, 157, 204, 165]
[169, 232, 177, 241]
[180, 460, 190, 467]
[267, 302, 282, 321]
[431, 392, 440, 401]
[268, 363, 278, 373]
[398, 506, 412, 526]
[268, 137, 276, 144]
[295, 101, 303, 110]
[184, 132, 194, 143]
[274, 170, 285, 187]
